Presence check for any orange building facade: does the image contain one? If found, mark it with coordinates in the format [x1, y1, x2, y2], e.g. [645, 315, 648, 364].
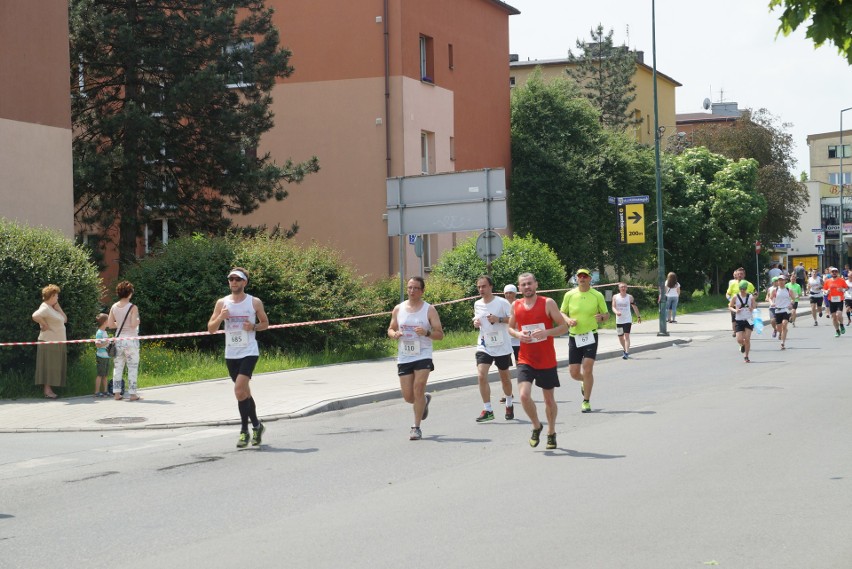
[0, 0, 74, 238]
[234, 0, 519, 279]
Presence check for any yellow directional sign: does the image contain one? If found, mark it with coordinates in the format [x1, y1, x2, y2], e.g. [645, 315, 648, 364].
[624, 203, 645, 244]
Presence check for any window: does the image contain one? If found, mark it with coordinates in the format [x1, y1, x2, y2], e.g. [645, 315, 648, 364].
[829, 145, 852, 159]
[144, 219, 175, 254]
[225, 40, 254, 89]
[448, 43, 454, 70]
[419, 35, 434, 83]
[421, 131, 435, 174]
[509, 76, 515, 88]
[828, 172, 852, 185]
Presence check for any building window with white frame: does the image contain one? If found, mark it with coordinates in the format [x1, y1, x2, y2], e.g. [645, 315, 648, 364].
[828, 172, 852, 186]
[421, 131, 435, 174]
[420, 35, 434, 83]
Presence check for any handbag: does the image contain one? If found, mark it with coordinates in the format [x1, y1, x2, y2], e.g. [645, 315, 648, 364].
[106, 303, 132, 357]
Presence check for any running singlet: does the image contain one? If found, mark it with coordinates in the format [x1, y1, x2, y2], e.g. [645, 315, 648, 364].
[513, 296, 556, 369]
[774, 287, 793, 313]
[808, 276, 823, 297]
[613, 294, 634, 325]
[823, 277, 848, 304]
[397, 301, 433, 363]
[223, 294, 259, 359]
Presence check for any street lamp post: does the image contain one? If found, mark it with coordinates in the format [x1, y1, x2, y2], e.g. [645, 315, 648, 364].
[840, 106, 852, 270]
[652, 0, 668, 336]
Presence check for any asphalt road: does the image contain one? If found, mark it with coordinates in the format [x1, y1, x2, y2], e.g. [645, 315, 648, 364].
[2, 322, 850, 569]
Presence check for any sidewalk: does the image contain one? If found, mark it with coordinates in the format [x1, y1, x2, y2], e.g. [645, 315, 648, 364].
[0, 307, 747, 433]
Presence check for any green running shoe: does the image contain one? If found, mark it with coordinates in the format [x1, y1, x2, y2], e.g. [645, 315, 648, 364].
[581, 400, 591, 413]
[529, 425, 543, 447]
[251, 422, 265, 446]
[236, 431, 249, 448]
[836, 331, 841, 338]
[475, 410, 495, 423]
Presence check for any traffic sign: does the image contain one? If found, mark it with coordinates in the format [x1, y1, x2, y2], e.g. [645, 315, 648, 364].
[618, 203, 646, 244]
[616, 195, 650, 205]
[755, 240, 761, 254]
[475, 230, 503, 261]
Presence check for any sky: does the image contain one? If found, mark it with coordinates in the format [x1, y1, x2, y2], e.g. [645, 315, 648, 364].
[507, 0, 852, 175]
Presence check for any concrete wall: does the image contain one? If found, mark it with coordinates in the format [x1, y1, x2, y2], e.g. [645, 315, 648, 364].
[0, 0, 74, 237]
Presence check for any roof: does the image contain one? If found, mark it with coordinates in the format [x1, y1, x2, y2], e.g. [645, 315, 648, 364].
[487, 0, 520, 15]
[676, 112, 738, 125]
[510, 57, 681, 87]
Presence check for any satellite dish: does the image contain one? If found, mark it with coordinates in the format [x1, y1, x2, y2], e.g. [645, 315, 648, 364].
[702, 97, 711, 110]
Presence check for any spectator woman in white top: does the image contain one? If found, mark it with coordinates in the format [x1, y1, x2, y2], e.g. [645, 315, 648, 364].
[659, 272, 681, 323]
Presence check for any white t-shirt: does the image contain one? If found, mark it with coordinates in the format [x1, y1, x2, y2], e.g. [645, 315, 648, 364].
[473, 296, 513, 357]
[664, 284, 680, 298]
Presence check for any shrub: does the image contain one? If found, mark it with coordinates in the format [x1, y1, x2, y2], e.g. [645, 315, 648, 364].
[0, 219, 101, 396]
[234, 235, 385, 353]
[369, 274, 471, 334]
[122, 234, 237, 351]
[431, 234, 568, 304]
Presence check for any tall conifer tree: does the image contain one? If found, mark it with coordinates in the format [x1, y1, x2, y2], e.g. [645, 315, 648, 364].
[567, 25, 641, 132]
[70, 0, 318, 270]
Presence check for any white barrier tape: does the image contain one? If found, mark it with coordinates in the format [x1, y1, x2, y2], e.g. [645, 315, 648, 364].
[1, 282, 652, 347]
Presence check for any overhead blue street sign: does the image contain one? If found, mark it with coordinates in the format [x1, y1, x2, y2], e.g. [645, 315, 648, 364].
[608, 196, 616, 205]
[616, 195, 650, 205]
[771, 243, 790, 249]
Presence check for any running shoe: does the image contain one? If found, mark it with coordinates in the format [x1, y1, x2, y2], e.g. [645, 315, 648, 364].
[529, 425, 543, 447]
[236, 431, 249, 448]
[505, 405, 514, 420]
[409, 426, 422, 440]
[251, 422, 265, 446]
[841, 326, 846, 335]
[772, 330, 777, 338]
[740, 344, 745, 353]
[422, 393, 432, 420]
[622, 352, 629, 360]
[814, 321, 818, 326]
[546, 433, 557, 450]
[836, 331, 841, 338]
[499, 396, 506, 403]
[581, 400, 591, 413]
[476, 410, 495, 423]
[744, 356, 750, 363]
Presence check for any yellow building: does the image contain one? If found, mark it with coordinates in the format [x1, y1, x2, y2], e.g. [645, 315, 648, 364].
[509, 51, 680, 146]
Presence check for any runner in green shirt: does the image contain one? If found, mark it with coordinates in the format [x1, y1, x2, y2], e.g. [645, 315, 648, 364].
[559, 268, 609, 413]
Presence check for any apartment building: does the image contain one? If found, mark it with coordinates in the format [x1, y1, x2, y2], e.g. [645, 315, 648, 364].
[509, 51, 680, 147]
[0, 0, 74, 237]
[233, 0, 519, 278]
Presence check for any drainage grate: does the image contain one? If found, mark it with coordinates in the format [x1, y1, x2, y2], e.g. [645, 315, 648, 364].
[95, 416, 147, 425]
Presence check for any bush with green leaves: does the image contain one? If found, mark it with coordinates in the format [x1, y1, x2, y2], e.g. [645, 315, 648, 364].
[431, 234, 568, 304]
[0, 219, 101, 395]
[124, 233, 387, 354]
[369, 274, 471, 334]
[121, 234, 237, 350]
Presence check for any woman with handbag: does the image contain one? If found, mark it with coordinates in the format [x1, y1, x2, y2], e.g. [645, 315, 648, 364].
[107, 281, 142, 401]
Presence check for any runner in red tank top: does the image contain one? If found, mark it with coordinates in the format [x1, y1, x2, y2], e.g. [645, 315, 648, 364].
[508, 272, 568, 450]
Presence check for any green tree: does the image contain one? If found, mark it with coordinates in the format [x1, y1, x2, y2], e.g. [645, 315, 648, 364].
[689, 109, 808, 244]
[70, 0, 319, 272]
[770, 0, 852, 64]
[567, 25, 641, 131]
[509, 70, 655, 279]
[431, 234, 567, 303]
[662, 148, 767, 292]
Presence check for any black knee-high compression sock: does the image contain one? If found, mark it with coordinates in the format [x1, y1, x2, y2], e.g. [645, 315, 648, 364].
[247, 397, 259, 428]
[237, 398, 250, 432]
